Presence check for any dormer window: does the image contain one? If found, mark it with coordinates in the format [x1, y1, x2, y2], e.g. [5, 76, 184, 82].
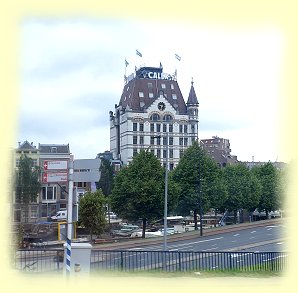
[51, 147, 57, 153]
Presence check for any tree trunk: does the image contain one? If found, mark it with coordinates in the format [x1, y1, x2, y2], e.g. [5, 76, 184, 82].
[142, 218, 146, 238]
[214, 209, 218, 227]
[266, 210, 269, 219]
[194, 209, 198, 230]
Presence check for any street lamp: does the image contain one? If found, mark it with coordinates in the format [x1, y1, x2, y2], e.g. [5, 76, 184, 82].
[163, 132, 168, 252]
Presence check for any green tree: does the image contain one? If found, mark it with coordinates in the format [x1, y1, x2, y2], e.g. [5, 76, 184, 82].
[78, 190, 106, 241]
[15, 155, 41, 223]
[96, 158, 115, 222]
[252, 162, 282, 218]
[172, 141, 227, 229]
[223, 163, 261, 223]
[110, 150, 179, 238]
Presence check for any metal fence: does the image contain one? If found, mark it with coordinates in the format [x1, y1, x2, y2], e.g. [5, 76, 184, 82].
[14, 249, 287, 273]
[14, 249, 64, 273]
[91, 250, 287, 272]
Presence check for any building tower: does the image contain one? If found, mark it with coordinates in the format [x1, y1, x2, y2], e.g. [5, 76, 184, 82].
[109, 65, 199, 169]
[186, 78, 199, 138]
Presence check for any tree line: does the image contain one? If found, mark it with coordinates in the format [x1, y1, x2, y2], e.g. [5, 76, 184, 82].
[15, 142, 286, 239]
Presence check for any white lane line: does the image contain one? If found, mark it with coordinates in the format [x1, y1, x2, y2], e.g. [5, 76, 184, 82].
[168, 236, 224, 249]
[266, 225, 278, 228]
[267, 228, 272, 231]
[276, 242, 283, 245]
[233, 234, 240, 236]
[202, 247, 218, 251]
[249, 236, 255, 239]
[231, 240, 237, 242]
[250, 231, 256, 233]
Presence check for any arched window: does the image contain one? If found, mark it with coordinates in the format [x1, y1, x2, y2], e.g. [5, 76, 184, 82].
[150, 113, 160, 121]
[163, 114, 173, 121]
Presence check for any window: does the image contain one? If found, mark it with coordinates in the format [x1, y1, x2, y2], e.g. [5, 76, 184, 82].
[179, 138, 183, 146]
[163, 137, 167, 145]
[191, 124, 195, 133]
[169, 137, 173, 145]
[179, 125, 183, 133]
[163, 114, 173, 121]
[150, 123, 154, 132]
[148, 82, 153, 89]
[133, 136, 137, 145]
[172, 94, 177, 99]
[51, 147, 57, 153]
[140, 136, 144, 145]
[163, 149, 167, 158]
[171, 84, 174, 90]
[150, 149, 155, 155]
[184, 125, 188, 133]
[163, 124, 167, 132]
[156, 124, 161, 132]
[42, 186, 57, 201]
[150, 136, 155, 145]
[169, 124, 173, 132]
[60, 203, 67, 210]
[170, 163, 174, 170]
[133, 123, 137, 131]
[169, 149, 173, 158]
[184, 138, 188, 146]
[149, 93, 154, 98]
[150, 114, 160, 121]
[133, 148, 138, 156]
[60, 185, 67, 200]
[161, 83, 166, 89]
[157, 149, 161, 158]
[139, 123, 144, 131]
[138, 92, 144, 97]
[156, 137, 161, 145]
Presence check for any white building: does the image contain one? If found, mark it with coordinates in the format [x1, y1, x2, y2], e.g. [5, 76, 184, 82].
[109, 66, 199, 169]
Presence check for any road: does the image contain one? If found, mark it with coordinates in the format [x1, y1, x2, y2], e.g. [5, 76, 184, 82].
[90, 221, 286, 271]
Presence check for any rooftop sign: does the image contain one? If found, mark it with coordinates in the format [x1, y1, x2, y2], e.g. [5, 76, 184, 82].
[136, 67, 175, 81]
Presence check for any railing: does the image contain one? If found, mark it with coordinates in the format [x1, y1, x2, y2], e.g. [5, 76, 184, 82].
[13, 249, 287, 273]
[14, 249, 64, 273]
[91, 250, 287, 272]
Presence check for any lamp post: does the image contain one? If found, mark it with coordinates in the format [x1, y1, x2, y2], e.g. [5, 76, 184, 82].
[163, 132, 168, 252]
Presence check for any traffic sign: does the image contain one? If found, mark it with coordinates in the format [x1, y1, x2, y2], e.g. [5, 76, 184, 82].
[42, 172, 68, 183]
[43, 160, 68, 170]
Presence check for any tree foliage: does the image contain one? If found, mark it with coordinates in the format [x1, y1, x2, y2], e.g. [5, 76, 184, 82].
[15, 155, 41, 223]
[110, 150, 179, 238]
[96, 158, 114, 196]
[251, 162, 282, 218]
[223, 163, 261, 222]
[172, 141, 227, 228]
[78, 190, 106, 240]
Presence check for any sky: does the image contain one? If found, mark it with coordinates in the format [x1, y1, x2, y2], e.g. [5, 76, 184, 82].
[18, 18, 284, 162]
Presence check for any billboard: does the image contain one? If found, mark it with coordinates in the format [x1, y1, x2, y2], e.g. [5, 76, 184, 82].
[42, 172, 68, 183]
[43, 160, 68, 170]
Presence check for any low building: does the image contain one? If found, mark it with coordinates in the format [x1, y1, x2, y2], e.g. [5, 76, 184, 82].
[200, 136, 238, 167]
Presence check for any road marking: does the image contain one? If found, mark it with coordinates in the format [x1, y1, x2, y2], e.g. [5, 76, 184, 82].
[202, 247, 218, 251]
[266, 225, 278, 228]
[276, 242, 283, 245]
[250, 231, 256, 233]
[233, 234, 240, 236]
[267, 228, 272, 231]
[267, 234, 272, 236]
[231, 240, 237, 242]
[249, 236, 255, 239]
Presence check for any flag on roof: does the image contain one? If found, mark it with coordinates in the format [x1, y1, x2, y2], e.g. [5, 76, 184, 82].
[136, 49, 142, 57]
[175, 54, 181, 61]
[125, 59, 129, 67]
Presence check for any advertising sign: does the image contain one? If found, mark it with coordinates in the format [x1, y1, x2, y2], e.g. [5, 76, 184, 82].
[42, 172, 68, 183]
[43, 160, 68, 170]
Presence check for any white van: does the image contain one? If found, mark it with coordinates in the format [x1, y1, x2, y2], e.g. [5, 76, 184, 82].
[51, 210, 67, 221]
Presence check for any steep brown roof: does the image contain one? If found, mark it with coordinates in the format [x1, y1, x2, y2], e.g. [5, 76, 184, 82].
[119, 74, 187, 114]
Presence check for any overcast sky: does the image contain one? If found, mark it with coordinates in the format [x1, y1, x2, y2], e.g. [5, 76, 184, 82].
[18, 18, 284, 162]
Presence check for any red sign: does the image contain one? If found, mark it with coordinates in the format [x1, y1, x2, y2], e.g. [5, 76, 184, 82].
[42, 172, 68, 183]
[43, 160, 68, 170]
